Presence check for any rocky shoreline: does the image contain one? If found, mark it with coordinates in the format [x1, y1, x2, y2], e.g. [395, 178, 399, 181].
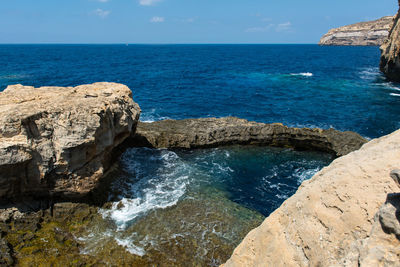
[0, 82, 371, 265]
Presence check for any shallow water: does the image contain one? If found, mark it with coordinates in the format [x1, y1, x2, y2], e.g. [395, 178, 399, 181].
[71, 146, 333, 265]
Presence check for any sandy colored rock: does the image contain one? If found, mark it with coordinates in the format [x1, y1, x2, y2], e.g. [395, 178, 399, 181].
[132, 117, 367, 157]
[0, 82, 140, 200]
[319, 16, 394, 46]
[223, 129, 400, 267]
[380, 2, 400, 81]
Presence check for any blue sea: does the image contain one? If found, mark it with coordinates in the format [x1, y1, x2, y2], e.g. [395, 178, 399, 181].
[1, 44, 398, 264]
[1, 44, 399, 138]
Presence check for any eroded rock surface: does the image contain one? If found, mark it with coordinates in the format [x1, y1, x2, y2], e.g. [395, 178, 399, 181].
[319, 16, 394, 46]
[223, 129, 400, 267]
[0, 82, 140, 200]
[380, 1, 400, 81]
[132, 117, 367, 157]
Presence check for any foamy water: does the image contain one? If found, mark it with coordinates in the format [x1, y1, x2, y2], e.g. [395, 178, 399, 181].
[92, 146, 332, 259]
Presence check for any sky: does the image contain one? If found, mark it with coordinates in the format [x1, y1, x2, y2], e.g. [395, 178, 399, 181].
[0, 0, 398, 44]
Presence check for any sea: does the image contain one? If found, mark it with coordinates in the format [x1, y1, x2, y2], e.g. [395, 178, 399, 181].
[1, 44, 399, 265]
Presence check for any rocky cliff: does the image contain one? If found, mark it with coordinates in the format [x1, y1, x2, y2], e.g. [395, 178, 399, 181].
[223, 128, 400, 266]
[319, 16, 394, 46]
[380, 2, 400, 81]
[0, 83, 140, 200]
[132, 117, 367, 157]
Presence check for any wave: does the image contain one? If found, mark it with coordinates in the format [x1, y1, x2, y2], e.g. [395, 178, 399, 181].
[359, 67, 381, 81]
[289, 72, 313, 77]
[101, 148, 190, 231]
[390, 93, 400, 97]
[293, 166, 322, 184]
[0, 73, 31, 81]
[140, 108, 171, 123]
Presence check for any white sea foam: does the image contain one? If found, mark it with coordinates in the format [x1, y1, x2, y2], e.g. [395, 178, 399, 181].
[293, 166, 321, 184]
[140, 108, 171, 123]
[115, 237, 146, 256]
[101, 149, 190, 230]
[390, 93, 400, 97]
[290, 72, 313, 77]
[359, 67, 381, 81]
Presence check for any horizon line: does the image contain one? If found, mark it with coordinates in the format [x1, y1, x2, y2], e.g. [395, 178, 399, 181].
[0, 42, 319, 45]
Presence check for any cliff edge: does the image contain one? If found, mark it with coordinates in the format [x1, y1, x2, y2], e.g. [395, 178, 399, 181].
[0, 83, 140, 200]
[380, 2, 400, 81]
[319, 16, 394, 46]
[223, 129, 400, 266]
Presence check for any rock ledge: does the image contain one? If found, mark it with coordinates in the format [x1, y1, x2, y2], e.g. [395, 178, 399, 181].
[132, 117, 367, 157]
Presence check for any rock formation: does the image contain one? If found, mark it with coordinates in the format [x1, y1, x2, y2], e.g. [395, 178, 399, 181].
[0, 83, 140, 200]
[319, 16, 394, 46]
[223, 128, 400, 266]
[131, 117, 367, 157]
[380, 2, 400, 81]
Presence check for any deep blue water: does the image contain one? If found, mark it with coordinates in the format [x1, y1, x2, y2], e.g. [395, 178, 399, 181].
[1, 44, 399, 138]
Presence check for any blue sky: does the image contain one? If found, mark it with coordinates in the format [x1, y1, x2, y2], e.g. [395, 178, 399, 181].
[0, 0, 397, 44]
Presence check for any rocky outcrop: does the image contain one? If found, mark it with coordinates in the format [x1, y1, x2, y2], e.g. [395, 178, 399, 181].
[131, 117, 367, 157]
[380, 2, 400, 81]
[223, 128, 400, 266]
[0, 83, 140, 200]
[319, 16, 394, 46]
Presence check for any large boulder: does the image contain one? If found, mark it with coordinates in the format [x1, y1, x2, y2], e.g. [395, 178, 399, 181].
[132, 117, 367, 157]
[380, 1, 400, 81]
[0, 82, 140, 200]
[223, 128, 400, 266]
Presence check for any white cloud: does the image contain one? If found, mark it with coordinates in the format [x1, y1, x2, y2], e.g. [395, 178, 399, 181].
[93, 8, 110, 18]
[140, 0, 162, 6]
[276, 22, 291, 32]
[245, 24, 273, 33]
[97, 0, 109, 2]
[150, 16, 165, 23]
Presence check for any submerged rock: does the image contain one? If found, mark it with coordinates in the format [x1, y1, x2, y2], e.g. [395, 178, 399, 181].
[223, 128, 400, 266]
[132, 117, 367, 157]
[0, 83, 140, 200]
[380, 1, 400, 81]
[319, 16, 394, 46]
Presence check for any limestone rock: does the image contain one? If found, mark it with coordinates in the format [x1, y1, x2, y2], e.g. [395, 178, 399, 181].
[381, 2, 400, 81]
[132, 117, 367, 157]
[223, 128, 400, 266]
[0, 83, 140, 200]
[357, 194, 400, 266]
[319, 16, 394, 46]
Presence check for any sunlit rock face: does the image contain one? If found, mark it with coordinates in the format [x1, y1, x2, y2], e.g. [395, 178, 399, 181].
[0, 82, 140, 200]
[320, 16, 394, 46]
